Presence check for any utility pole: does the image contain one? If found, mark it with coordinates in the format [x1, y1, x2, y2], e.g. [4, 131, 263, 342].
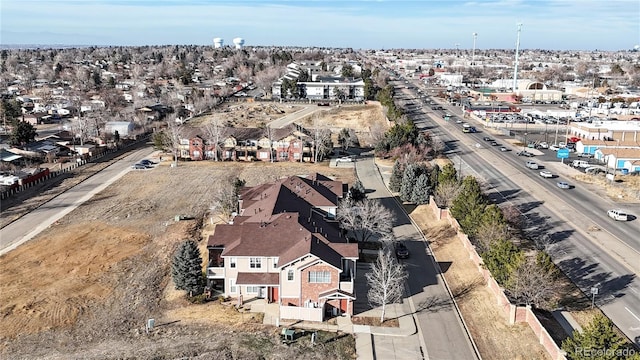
[512, 23, 523, 92]
[472, 33, 478, 66]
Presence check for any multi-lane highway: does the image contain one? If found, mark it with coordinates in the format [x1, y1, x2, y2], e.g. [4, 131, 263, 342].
[394, 80, 640, 346]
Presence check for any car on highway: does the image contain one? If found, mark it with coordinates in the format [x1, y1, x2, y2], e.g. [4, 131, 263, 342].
[139, 159, 156, 167]
[500, 147, 509, 152]
[557, 181, 571, 189]
[526, 161, 539, 169]
[539, 170, 554, 178]
[131, 163, 147, 170]
[491, 141, 500, 146]
[455, 119, 463, 124]
[336, 156, 354, 163]
[517, 150, 534, 157]
[607, 209, 629, 221]
[395, 242, 410, 259]
[483, 136, 492, 141]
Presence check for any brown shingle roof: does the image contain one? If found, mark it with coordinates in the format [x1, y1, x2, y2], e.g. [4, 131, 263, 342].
[236, 272, 279, 285]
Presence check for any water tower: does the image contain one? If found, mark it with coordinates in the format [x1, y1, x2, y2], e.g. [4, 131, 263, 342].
[213, 37, 223, 48]
[233, 37, 245, 49]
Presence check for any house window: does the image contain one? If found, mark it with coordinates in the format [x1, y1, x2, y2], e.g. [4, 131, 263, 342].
[246, 286, 259, 294]
[273, 258, 278, 268]
[287, 270, 294, 281]
[229, 279, 237, 294]
[230, 257, 237, 268]
[250, 257, 262, 269]
[308, 271, 331, 283]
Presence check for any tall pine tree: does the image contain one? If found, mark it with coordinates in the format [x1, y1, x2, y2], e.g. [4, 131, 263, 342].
[389, 160, 405, 192]
[450, 176, 488, 236]
[400, 163, 428, 202]
[410, 173, 431, 204]
[171, 240, 205, 296]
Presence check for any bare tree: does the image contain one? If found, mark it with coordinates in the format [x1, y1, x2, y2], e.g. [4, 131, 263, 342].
[431, 136, 446, 155]
[166, 115, 184, 166]
[338, 198, 394, 242]
[209, 175, 244, 223]
[254, 66, 284, 98]
[474, 221, 509, 253]
[508, 256, 559, 309]
[202, 115, 227, 161]
[366, 249, 408, 323]
[434, 181, 461, 208]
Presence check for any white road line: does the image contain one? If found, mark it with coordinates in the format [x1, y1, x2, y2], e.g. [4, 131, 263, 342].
[626, 307, 640, 323]
[630, 287, 639, 294]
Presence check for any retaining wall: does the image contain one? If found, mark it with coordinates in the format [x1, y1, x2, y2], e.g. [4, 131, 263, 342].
[426, 196, 566, 360]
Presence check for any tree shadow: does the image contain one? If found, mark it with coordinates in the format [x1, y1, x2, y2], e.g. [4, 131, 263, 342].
[438, 261, 452, 274]
[488, 188, 521, 204]
[518, 200, 545, 214]
[557, 257, 636, 307]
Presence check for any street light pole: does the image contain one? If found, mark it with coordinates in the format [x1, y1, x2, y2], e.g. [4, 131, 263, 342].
[472, 33, 478, 66]
[512, 23, 523, 92]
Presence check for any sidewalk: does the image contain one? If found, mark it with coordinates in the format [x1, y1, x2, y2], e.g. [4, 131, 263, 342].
[254, 298, 420, 360]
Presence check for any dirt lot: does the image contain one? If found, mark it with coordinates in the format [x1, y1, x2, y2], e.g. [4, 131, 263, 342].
[410, 205, 551, 360]
[0, 101, 376, 359]
[188, 101, 303, 128]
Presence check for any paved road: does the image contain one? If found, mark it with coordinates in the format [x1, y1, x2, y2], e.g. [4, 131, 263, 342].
[268, 104, 321, 128]
[355, 154, 478, 360]
[0, 147, 154, 256]
[396, 82, 640, 347]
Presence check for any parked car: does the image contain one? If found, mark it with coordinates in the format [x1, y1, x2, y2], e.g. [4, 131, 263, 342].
[577, 153, 593, 158]
[395, 242, 410, 259]
[538, 142, 549, 149]
[139, 159, 156, 166]
[607, 209, 629, 221]
[549, 144, 560, 151]
[336, 156, 354, 163]
[539, 170, 554, 178]
[557, 181, 571, 189]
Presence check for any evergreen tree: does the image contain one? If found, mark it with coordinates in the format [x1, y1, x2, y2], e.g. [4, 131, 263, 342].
[429, 164, 440, 190]
[438, 163, 458, 185]
[450, 176, 488, 236]
[10, 121, 37, 146]
[349, 180, 366, 202]
[481, 238, 524, 287]
[389, 160, 405, 192]
[171, 240, 205, 296]
[410, 173, 431, 204]
[562, 314, 630, 360]
[400, 163, 419, 201]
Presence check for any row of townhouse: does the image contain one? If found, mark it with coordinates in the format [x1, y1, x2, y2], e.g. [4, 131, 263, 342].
[177, 125, 319, 162]
[206, 173, 358, 321]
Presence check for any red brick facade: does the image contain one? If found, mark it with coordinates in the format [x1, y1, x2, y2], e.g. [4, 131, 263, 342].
[300, 264, 340, 303]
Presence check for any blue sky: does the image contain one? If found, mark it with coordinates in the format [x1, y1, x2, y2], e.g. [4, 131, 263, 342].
[1, 0, 638, 50]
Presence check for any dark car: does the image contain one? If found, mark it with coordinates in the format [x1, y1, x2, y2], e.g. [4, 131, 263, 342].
[131, 163, 147, 170]
[395, 242, 409, 259]
[483, 137, 492, 141]
[491, 141, 499, 146]
[139, 159, 156, 166]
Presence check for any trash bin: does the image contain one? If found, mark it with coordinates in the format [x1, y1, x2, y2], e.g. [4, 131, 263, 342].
[621, 169, 629, 175]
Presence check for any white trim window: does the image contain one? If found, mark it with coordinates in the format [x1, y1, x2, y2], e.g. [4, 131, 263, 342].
[308, 271, 331, 283]
[229, 279, 237, 294]
[287, 269, 294, 281]
[246, 286, 259, 294]
[249, 257, 262, 269]
[229, 257, 237, 268]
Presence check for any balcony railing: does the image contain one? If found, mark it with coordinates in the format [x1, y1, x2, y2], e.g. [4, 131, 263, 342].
[207, 266, 224, 278]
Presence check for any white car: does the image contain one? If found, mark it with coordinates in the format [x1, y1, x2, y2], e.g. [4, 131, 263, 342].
[539, 170, 554, 178]
[336, 156, 354, 163]
[557, 181, 571, 189]
[607, 209, 628, 221]
[549, 144, 560, 151]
